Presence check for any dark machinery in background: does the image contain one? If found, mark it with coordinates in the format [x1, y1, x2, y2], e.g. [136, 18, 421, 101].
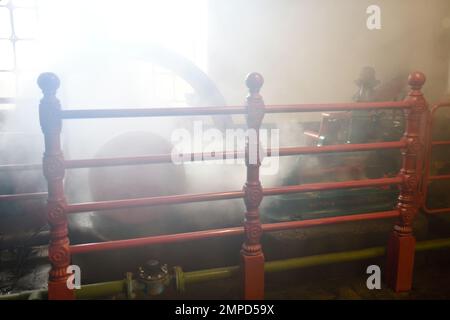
[262, 67, 406, 222]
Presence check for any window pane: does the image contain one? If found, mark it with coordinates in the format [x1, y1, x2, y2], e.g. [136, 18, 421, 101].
[0, 40, 15, 70]
[0, 71, 16, 97]
[13, 8, 37, 38]
[15, 39, 37, 69]
[12, 0, 36, 7]
[0, 7, 11, 38]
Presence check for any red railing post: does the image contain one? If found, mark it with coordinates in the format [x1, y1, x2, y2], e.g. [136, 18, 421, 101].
[37, 73, 74, 300]
[240, 72, 265, 299]
[386, 71, 427, 292]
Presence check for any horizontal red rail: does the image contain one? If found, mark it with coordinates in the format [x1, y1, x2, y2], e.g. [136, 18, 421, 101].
[0, 142, 405, 173]
[66, 177, 401, 214]
[422, 102, 450, 215]
[60, 106, 246, 119]
[0, 163, 42, 171]
[70, 210, 399, 254]
[66, 190, 245, 213]
[65, 151, 246, 168]
[431, 140, 450, 146]
[275, 141, 406, 156]
[427, 174, 450, 181]
[64, 141, 406, 169]
[265, 101, 412, 113]
[263, 176, 401, 196]
[59, 101, 411, 120]
[0, 192, 48, 202]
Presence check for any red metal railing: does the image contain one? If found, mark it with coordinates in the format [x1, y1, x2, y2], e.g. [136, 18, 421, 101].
[422, 102, 450, 214]
[34, 70, 427, 299]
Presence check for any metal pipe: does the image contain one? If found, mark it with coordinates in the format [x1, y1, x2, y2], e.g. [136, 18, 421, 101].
[179, 237, 450, 291]
[263, 177, 402, 196]
[184, 266, 240, 286]
[70, 210, 398, 254]
[0, 163, 42, 171]
[61, 105, 246, 119]
[2, 237, 450, 300]
[66, 190, 245, 214]
[66, 177, 400, 215]
[75, 280, 126, 300]
[59, 101, 411, 120]
[264, 101, 412, 113]
[0, 192, 47, 202]
[62, 141, 405, 169]
[431, 141, 450, 146]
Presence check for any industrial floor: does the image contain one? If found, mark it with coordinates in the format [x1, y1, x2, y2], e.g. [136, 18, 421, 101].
[180, 248, 450, 300]
[2, 213, 450, 299]
[2, 240, 450, 299]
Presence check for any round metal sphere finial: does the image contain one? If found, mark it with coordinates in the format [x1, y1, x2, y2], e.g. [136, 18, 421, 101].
[246, 72, 264, 93]
[37, 72, 60, 95]
[408, 71, 426, 90]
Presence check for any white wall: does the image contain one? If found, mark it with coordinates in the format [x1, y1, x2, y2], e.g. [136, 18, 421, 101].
[208, 0, 450, 112]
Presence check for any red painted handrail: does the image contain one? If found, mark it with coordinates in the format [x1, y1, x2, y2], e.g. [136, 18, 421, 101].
[61, 141, 406, 169]
[422, 102, 450, 215]
[34, 71, 427, 299]
[59, 101, 412, 119]
[70, 210, 399, 254]
[64, 177, 401, 214]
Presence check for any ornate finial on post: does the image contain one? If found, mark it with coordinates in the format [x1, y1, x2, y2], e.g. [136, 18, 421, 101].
[407, 71, 426, 91]
[246, 72, 264, 94]
[241, 72, 265, 300]
[38, 73, 62, 136]
[37, 72, 73, 300]
[37, 72, 61, 97]
[386, 71, 427, 293]
[353, 66, 380, 102]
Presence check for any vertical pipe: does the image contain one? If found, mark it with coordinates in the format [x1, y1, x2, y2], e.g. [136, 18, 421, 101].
[37, 73, 74, 300]
[386, 71, 427, 292]
[241, 73, 265, 299]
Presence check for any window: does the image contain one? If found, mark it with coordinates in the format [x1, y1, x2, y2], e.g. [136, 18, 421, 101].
[1, 0, 208, 110]
[0, 0, 38, 110]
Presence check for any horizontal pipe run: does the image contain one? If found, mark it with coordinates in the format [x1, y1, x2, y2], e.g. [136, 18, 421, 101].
[182, 237, 450, 289]
[59, 101, 411, 120]
[184, 266, 240, 286]
[66, 177, 401, 214]
[275, 141, 406, 157]
[64, 141, 405, 169]
[265, 101, 412, 113]
[263, 177, 402, 196]
[70, 227, 244, 254]
[431, 141, 450, 146]
[65, 151, 245, 168]
[0, 163, 42, 171]
[70, 210, 399, 254]
[427, 174, 450, 181]
[262, 210, 399, 232]
[60, 106, 246, 119]
[75, 280, 126, 300]
[0, 192, 48, 202]
[422, 207, 450, 215]
[66, 190, 245, 214]
[264, 247, 386, 273]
